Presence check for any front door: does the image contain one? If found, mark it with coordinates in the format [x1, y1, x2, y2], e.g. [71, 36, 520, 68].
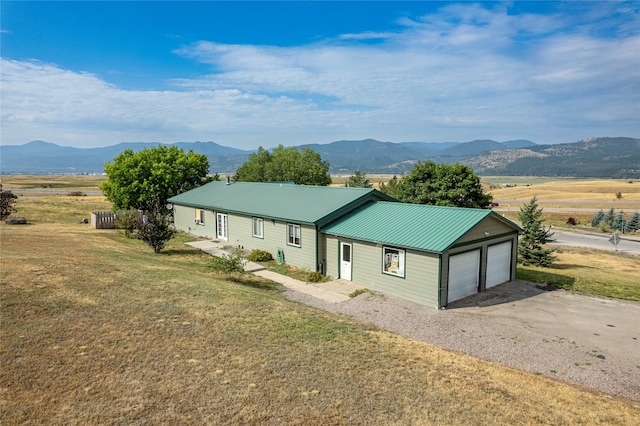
[340, 242, 352, 281]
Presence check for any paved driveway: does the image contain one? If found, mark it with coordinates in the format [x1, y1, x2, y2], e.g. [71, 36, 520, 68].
[284, 280, 640, 401]
[190, 240, 640, 400]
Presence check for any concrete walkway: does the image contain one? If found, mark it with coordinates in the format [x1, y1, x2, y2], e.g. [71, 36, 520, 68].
[187, 240, 363, 303]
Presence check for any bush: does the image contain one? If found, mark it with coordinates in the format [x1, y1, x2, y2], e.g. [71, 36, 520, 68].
[566, 217, 578, 226]
[116, 210, 139, 238]
[598, 222, 611, 233]
[209, 248, 245, 273]
[246, 249, 274, 262]
[0, 189, 18, 220]
[306, 271, 324, 282]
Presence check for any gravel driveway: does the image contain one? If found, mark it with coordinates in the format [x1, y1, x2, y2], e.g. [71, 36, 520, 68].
[283, 280, 640, 402]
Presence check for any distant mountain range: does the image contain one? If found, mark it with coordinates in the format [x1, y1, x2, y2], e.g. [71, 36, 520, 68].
[1, 137, 638, 178]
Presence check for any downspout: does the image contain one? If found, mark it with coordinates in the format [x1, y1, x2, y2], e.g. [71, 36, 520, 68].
[437, 253, 443, 309]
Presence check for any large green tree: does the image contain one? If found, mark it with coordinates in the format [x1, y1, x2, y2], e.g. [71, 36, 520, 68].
[396, 161, 492, 208]
[234, 145, 331, 186]
[101, 145, 212, 214]
[517, 196, 556, 267]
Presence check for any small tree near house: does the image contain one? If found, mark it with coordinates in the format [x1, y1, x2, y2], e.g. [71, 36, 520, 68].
[517, 196, 556, 267]
[136, 209, 176, 254]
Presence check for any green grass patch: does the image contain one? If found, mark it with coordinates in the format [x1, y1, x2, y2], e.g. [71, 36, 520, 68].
[264, 260, 330, 283]
[517, 247, 640, 301]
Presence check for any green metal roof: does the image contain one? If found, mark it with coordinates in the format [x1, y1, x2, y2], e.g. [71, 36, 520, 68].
[322, 201, 519, 253]
[168, 181, 394, 225]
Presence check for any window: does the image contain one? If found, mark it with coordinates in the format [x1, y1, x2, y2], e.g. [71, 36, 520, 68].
[382, 246, 405, 278]
[287, 223, 301, 247]
[195, 209, 205, 225]
[252, 217, 264, 238]
[217, 213, 228, 240]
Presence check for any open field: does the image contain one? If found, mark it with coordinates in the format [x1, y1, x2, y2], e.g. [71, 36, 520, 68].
[1, 174, 107, 190]
[2, 193, 640, 422]
[485, 178, 640, 207]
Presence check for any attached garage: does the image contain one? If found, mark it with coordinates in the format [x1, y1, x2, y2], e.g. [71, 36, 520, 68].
[321, 201, 522, 309]
[448, 250, 481, 302]
[486, 241, 513, 288]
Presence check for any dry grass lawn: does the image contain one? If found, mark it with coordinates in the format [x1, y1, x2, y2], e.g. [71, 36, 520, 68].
[2, 193, 640, 423]
[486, 179, 640, 205]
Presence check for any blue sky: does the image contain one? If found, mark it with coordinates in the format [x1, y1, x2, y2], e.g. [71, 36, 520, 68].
[1, 1, 639, 149]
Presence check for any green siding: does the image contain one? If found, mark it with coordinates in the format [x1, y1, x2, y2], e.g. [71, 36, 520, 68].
[174, 205, 217, 239]
[175, 206, 319, 271]
[322, 236, 440, 307]
[340, 239, 440, 308]
[325, 235, 340, 278]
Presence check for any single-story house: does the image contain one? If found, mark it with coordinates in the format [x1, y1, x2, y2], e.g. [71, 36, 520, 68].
[168, 181, 394, 272]
[169, 181, 522, 309]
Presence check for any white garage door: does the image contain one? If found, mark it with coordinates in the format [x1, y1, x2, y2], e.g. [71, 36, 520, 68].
[486, 241, 512, 288]
[448, 250, 480, 302]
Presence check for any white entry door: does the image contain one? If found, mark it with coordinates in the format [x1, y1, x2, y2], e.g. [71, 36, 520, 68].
[340, 242, 352, 281]
[216, 213, 228, 241]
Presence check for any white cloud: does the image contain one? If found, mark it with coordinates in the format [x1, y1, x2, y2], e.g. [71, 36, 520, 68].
[1, 3, 638, 149]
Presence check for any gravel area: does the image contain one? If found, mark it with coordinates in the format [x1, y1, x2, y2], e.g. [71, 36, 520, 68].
[282, 280, 640, 402]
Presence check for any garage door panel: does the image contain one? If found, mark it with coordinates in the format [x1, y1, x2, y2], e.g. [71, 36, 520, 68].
[486, 241, 512, 288]
[448, 250, 480, 302]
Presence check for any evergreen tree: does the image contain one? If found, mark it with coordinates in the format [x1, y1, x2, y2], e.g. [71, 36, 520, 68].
[602, 208, 615, 227]
[344, 171, 372, 188]
[611, 211, 625, 233]
[379, 175, 402, 199]
[591, 210, 604, 227]
[517, 196, 556, 267]
[624, 211, 639, 233]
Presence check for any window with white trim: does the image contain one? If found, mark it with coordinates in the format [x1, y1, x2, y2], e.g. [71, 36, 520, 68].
[217, 213, 228, 240]
[195, 209, 205, 225]
[382, 246, 405, 278]
[287, 223, 301, 247]
[252, 217, 264, 238]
